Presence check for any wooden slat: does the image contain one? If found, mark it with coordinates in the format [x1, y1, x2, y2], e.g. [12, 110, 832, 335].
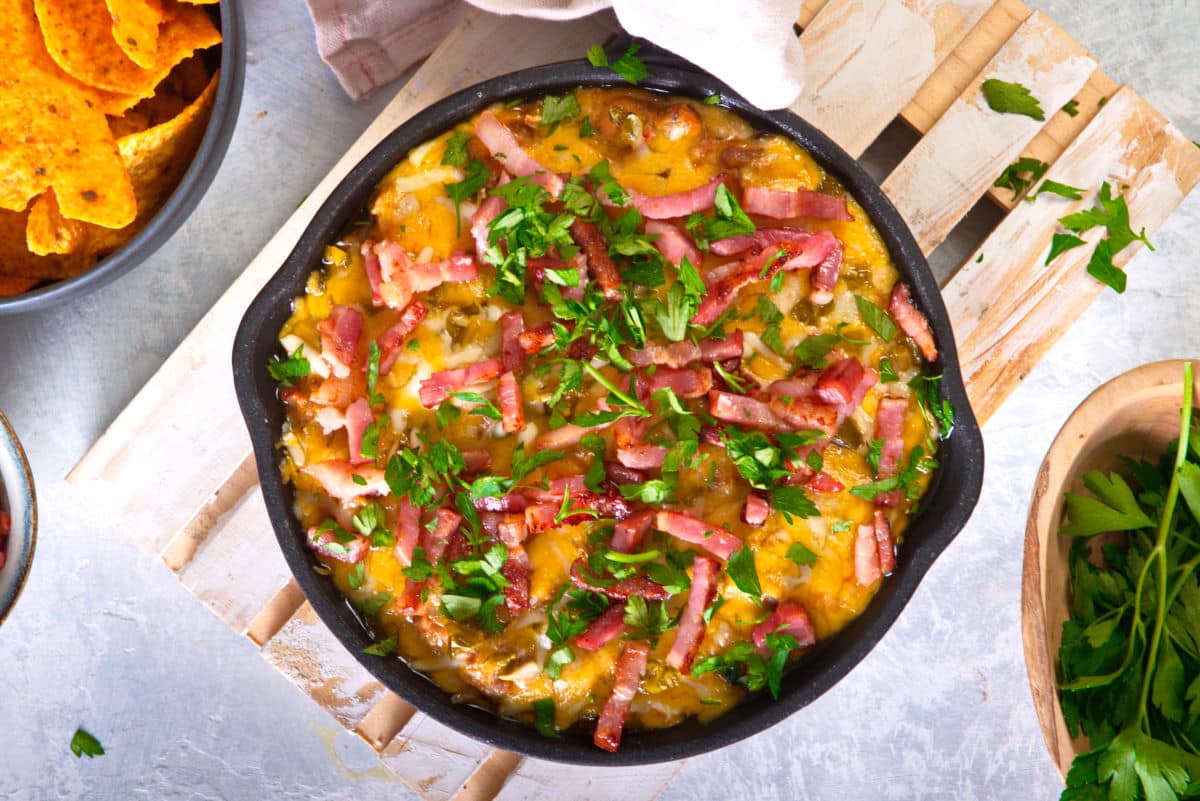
[792, 0, 993, 157]
[378, 713, 495, 801]
[944, 85, 1200, 424]
[261, 601, 389, 730]
[883, 11, 1097, 253]
[65, 9, 621, 556]
[490, 759, 685, 801]
[175, 486, 292, 634]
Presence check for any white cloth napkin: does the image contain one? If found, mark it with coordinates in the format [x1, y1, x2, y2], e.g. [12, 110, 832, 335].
[304, 0, 806, 110]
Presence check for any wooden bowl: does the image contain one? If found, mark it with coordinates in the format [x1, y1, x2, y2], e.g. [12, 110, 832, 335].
[1022, 359, 1198, 777]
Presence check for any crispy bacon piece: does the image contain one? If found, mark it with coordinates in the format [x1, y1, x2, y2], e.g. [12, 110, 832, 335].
[394, 498, 421, 566]
[614, 175, 724, 220]
[317, 305, 363, 379]
[570, 219, 623, 301]
[344, 398, 374, 465]
[307, 526, 369, 564]
[645, 220, 700, 267]
[708, 391, 787, 432]
[628, 331, 743, 369]
[752, 602, 816, 649]
[743, 494, 770, 527]
[691, 231, 840, 327]
[0, 511, 8, 571]
[604, 462, 646, 487]
[611, 509, 655, 553]
[460, 450, 492, 474]
[873, 396, 908, 508]
[802, 472, 844, 494]
[594, 640, 650, 752]
[741, 185, 854, 221]
[655, 511, 742, 561]
[498, 371, 525, 433]
[418, 357, 503, 407]
[522, 475, 589, 504]
[854, 522, 882, 586]
[474, 110, 563, 196]
[709, 226, 812, 256]
[889, 282, 938, 362]
[398, 508, 463, 614]
[533, 419, 613, 452]
[377, 300, 428, 375]
[874, 510, 897, 575]
[570, 560, 671, 600]
[361, 244, 386, 307]
[769, 395, 838, 436]
[808, 238, 844, 306]
[616, 444, 668, 470]
[473, 493, 529, 513]
[311, 372, 366, 408]
[500, 312, 526, 373]
[498, 515, 531, 612]
[301, 460, 388, 502]
[517, 322, 555, 355]
[575, 603, 629, 651]
[644, 365, 713, 399]
[524, 503, 560, 533]
[815, 358, 875, 408]
[369, 241, 479, 311]
[665, 555, 720, 672]
[471, 195, 506, 258]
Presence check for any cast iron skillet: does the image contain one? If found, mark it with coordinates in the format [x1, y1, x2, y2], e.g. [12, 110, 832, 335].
[0, 0, 245, 316]
[233, 37, 985, 765]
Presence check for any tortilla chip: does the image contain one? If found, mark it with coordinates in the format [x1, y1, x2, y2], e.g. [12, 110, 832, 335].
[34, 0, 221, 99]
[160, 53, 210, 102]
[105, 0, 164, 70]
[108, 110, 151, 138]
[0, 208, 95, 280]
[27, 190, 89, 255]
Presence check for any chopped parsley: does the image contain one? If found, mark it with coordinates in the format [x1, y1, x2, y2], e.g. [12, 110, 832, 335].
[853, 294, 896, 341]
[981, 78, 1045, 120]
[785, 542, 818, 567]
[70, 728, 105, 759]
[532, 698, 562, 738]
[994, 157, 1049, 199]
[539, 93, 581, 133]
[362, 634, 399, 656]
[692, 631, 802, 699]
[878, 357, 899, 383]
[726, 546, 762, 599]
[1057, 181, 1153, 293]
[1061, 98, 1080, 117]
[1028, 180, 1085, 202]
[685, 185, 755, 250]
[586, 42, 649, 85]
[441, 130, 471, 167]
[267, 346, 310, 386]
[909, 374, 955, 438]
[444, 159, 489, 235]
[1045, 232, 1086, 265]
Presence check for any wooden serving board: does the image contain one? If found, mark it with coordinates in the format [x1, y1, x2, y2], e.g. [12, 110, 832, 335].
[67, 2, 1200, 798]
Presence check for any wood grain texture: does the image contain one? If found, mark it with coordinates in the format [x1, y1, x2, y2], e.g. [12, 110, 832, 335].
[793, 0, 993, 157]
[378, 713, 496, 801]
[1022, 361, 1195, 778]
[944, 85, 1200, 424]
[883, 11, 1097, 253]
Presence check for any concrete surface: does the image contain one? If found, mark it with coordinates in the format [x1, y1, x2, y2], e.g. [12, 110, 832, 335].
[1, 1, 1197, 798]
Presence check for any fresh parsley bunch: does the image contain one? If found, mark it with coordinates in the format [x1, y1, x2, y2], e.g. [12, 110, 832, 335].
[1057, 362, 1200, 801]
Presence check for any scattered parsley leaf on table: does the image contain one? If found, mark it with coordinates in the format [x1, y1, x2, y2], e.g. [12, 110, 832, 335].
[995, 157, 1049, 199]
[1029, 180, 1086, 201]
[70, 728, 105, 759]
[982, 78, 1045, 120]
[1062, 98, 1080, 117]
[1046, 233, 1086, 265]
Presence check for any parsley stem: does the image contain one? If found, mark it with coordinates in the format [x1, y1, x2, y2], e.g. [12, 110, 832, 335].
[1135, 361, 1193, 731]
[582, 362, 648, 414]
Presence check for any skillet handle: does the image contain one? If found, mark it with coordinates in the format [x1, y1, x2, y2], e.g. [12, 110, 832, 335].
[601, 34, 705, 78]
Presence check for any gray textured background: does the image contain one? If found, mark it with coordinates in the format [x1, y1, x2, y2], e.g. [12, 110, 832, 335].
[2, 1, 1197, 798]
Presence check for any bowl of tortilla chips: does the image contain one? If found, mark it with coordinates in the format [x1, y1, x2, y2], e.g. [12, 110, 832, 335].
[0, 0, 244, 314]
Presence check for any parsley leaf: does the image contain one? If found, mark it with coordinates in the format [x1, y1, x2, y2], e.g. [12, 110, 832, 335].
[445, 159, 489, 236]
[539, 93, 580, 133]
[1046, 232, 1087, 265]
[995, 157, 1049, 199]
[363, 634, 399, 656]
[786, 542, 818, 567]
[769, 485, 820, 523]
[587, 42, 649, 85]
[726, 547, 762, 598]
[70, 728, 105, 758]
[854, 294, 897, 341]
[532, 698, 562, 738]
[268, 346, 311, 386]
[686, 185, 755, 249]
[1061, 471, 1155, 537]
[441, 130, 471, 167]
[878, 357, 899, 383]
[1085, 239, 1126, 294]
[982, 78, 1045, 120]
[1030, 180, 1086, 201]
[1062, 99, 1080, 117]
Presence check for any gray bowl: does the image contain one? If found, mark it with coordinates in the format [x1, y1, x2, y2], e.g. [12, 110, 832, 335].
[0, 0, 246, 315]
[0, 409, 36, 627]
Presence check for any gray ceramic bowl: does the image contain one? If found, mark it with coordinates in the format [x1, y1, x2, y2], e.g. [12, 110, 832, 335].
[0, 410, 36, 627]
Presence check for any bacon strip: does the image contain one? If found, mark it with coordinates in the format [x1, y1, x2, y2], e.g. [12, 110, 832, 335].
[815, 358, 875, 409]
[344, 398, 374, 465]
[474, 111, 563, 196]
[854, 522, 882, 586]
[471, 195, 506, 258]
[570, 561, 671, 600]
[418, 357, 503, 407]
[743, 494, 770, 527]
[611, 509, 655, 553]
[769, 395, 838, 436]
[570, 219, 623, 301]
[533, 419, 613, 452]
[616, 444, 667, 470]
[802, 472, 844, 494]
[644, 365, 713, 399]
[498, 515, 531, 612]
[691, 231, 840, 327]
[874, 510, 897, 575]
[709, 226, 812, 256]
[500, 311, 525, 373]
[377, 300, 428, 375]
[654, 511, 742, 561]
[361, 244, 385, 307]
[873, 396, 908, 508]
[708, 391, 788, 432]
[369, 241, 479, 311]
[628, 332, 743, 369]
[517, 322, 555, 355]
[808, 238, 844, 306]
[889, 282, 938, 362]
[594, 640, 650, 752]
[394, 498, 421, 566]
[751, 602, 816, 649]
[307, 526, 369, 564]
[617, 175, 723, 220]
[646, 220, 700, 267]
[741, 186, 853, 221]
[311, 372, 366, 408]
[301, 461, 388, 502]
[665, 555, 719, 672]
[317, 306, 363, 379]
[314, 406, 346, 435]
[575, 603, 629, 651]
[461, 450, 492, 474]
[498, 371, 525, 433]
